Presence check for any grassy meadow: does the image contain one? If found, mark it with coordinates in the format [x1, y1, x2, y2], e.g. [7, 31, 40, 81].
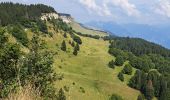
[16, 22, 140, 100]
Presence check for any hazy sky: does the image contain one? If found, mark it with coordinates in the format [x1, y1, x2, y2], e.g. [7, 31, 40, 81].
[1, 0, 170, 24]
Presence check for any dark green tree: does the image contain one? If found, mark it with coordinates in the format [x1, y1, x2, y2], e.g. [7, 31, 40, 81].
[76, 43, 80, 51]
[122, 64, 133, 75]
[109, 94, 123, 100]
[115, 56, 124, 66]
[159, 76, 169, 100]
[73, 46, 78, 56]
[61, 40, 66, 51]
[71, 41, 75, 47]
[0, 29, 22, 97]
[108, 60, 115, 69]
[128, 70, 147, 90]
[9, 25, 29, 47]
[63, 33, 67, 38]
[57, 88, 66, 100]
[118, 72, 124, 82]
[137, 94, 145, 100]
[144, 80, 154, 100]
[73, 35, 82, 44]
[24, 34, 57, 99]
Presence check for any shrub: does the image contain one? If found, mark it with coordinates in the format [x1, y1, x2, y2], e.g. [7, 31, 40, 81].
[61, 40, 66, 51]
[115, 56, 124, 66]
[10, 25, 29, 47]
[108, 60, 115, 69]
[118, 72, 124, 82]
[73, 35, 82, 44]
[109, 94, 123, 100]
[122, 64, 133, 75]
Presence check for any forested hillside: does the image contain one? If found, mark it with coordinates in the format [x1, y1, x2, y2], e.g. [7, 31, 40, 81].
[107, 36, 170, 100]
[0, 2, 170, 100]
[0, 2, 55, 26]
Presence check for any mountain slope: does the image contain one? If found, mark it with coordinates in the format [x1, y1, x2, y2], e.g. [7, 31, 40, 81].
[39, 22, 140, 100]
[2, 3, 170, 100]
[70, 21, 108, 37]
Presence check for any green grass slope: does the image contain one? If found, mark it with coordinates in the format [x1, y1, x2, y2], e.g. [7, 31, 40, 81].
[12, 22, 140, 100]
[70, 21, 108, 37]
[41, 22, 140, 100]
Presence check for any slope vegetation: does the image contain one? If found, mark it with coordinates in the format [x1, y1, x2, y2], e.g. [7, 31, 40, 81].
[38, 22, 140, 100]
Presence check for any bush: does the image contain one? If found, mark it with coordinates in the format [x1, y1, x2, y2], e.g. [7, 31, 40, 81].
[122, 64, 133, 75]
[63, 86, 69, 92]
[108, 60, 115, 69]
[137, 94, 145, 100]
[61, 40, 66, 51]
[57, 88, 66, 100]
[109, 94, 123, 100]
[115, 56, 124, 66]
[73, 35, 82, 44]
[10, 25, 29, 47]
[118, 72, 124, 82]
[79, 87, 85, 93]
[63, 33, 67, 38]
[36, 20, 48, 34]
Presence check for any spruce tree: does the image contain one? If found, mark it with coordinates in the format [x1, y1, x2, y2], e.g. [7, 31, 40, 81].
[63, 33, 67, 38]
[108, 60, 115, 69]
[118, 72, 124, 82]
[73, 46, 78, 56]
[61, 40, 66, 51]
[76, 43, 80, 51]
[144, 80, 154, 100]
[122, 64, 133, 75]
[137, 94, 145, 100]
[57, 88, 66, 100]
[115, 56, 124, 66]
[71, 41, 75, 47]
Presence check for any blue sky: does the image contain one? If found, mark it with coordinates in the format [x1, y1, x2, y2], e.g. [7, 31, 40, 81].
[1, 0, 170, 25]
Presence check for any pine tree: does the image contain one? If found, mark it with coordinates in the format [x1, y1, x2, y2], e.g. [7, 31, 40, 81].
[73, 43, 80, 56]
[118, 72, 124, 82]
[73, 46, 78, 56]
[63, 33, 67, 38]
[122, 64, 133, 75]
[108, 60, 115, 69]
[159, 77, 168, 100]
[76, 43, 80, 51]
[144, 80, 154, 100]
[137, 94, 145, 100]
[71, 41, 75, 47]
[61, 40, 66, 51]
[57, 88, 66, 100]
[115, 56, 124, 66]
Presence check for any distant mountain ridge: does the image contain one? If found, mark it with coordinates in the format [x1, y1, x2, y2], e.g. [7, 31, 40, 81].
[86, 21, 170, 49]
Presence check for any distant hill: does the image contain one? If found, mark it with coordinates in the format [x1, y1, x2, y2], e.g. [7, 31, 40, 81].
[86, 21, 170, 49]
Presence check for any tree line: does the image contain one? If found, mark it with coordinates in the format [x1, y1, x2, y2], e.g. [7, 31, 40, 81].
[0, 2, 55, 26]
[108, 37, 170, 100]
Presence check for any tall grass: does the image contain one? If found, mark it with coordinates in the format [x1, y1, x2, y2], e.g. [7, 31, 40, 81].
[5, 84, 42, 100]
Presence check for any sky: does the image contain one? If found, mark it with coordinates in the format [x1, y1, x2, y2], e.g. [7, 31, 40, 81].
[1, 0, 170, 25]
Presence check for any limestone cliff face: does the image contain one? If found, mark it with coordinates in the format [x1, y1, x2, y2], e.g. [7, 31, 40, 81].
[41, 13, 59, 21]
[58, 13, 73, 23]
[41, 13, 73, 23]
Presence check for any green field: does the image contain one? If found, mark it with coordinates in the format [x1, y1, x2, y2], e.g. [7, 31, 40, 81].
[36, 22, 140, 100]
[14, 22, 140, 100]
[70, 21, 108, 37]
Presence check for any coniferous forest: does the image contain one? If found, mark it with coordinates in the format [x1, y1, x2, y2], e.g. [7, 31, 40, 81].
[108, 37, 170, 100]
